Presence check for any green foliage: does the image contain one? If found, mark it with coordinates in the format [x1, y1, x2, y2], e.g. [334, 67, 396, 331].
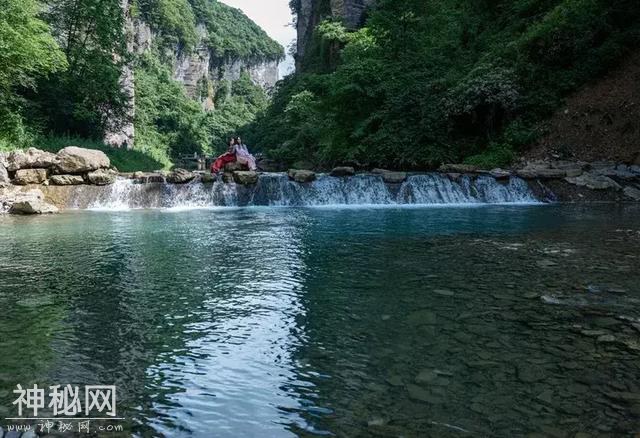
[251, 0, 640, 169]
[135, 0, 198, 50]
[464, 143, 515, 169]
[0, 0, 66, 145]
[37, 136, 164, 172]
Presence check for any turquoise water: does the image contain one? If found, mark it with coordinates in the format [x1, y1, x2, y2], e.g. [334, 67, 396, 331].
[0, 205, 639, 437]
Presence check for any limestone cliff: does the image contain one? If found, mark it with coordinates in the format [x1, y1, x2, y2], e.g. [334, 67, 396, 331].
[295, 0, 374, 69]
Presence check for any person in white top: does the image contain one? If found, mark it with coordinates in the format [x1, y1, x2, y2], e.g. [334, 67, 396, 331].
[234, 136, 257, 171]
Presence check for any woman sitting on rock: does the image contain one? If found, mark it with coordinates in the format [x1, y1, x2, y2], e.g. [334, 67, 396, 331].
[211, 137, 238, 174]
[234, 136, 257, 171]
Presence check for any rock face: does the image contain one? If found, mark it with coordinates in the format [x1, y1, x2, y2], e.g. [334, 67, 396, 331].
[233, 171, 259, 185]
[13, 169, 48, 185]
[166, 168, 196, 184]
[288, 169, 317, 183]
[86, 169, 117, 186]
[330, 166, 356, 177]
[50, 174, 85, 185]
[57, 147, 110, 174]
[6, 148, 57, 171]
[296, 0, 374, 69]
[6, 189, 58, 214]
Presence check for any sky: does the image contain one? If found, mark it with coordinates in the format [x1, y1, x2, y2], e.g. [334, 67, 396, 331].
[218, 0, 296, 77]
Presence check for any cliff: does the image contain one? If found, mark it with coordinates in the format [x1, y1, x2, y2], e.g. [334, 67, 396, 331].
[105, 0, 283, 148]
[295, 0, 374, 70]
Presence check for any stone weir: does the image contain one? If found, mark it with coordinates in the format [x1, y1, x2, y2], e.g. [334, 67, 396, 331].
[2, 148, 640, 214]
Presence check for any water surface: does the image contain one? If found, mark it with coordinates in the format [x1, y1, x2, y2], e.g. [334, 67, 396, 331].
[0, 205, 639, 437]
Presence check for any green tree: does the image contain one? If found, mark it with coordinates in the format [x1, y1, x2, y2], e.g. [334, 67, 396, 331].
[0, 0, 66, 145]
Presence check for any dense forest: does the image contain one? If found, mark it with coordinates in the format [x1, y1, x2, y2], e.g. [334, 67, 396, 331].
[0, 0, 282, 170]
[2, 0, 640, 171]
[247, 0, 640, 169]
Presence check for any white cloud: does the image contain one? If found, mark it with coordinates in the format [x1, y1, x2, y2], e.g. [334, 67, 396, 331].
[218, 0, 296, 76]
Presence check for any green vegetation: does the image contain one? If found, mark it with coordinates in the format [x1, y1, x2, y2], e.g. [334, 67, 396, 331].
[248, 0, 640, 169]
[0, 0, 281, 169]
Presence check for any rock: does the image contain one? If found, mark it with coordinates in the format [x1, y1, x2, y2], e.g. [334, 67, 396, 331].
[233, 171, 259, 185]
[12, 168, 48, 185]
[222, 172, 235, 184]
[86, 169, 116, 185]
[623, 186, 640, 201]
[439, 163, 481, 173]
[166, 168, 196, 184]
[565, 173, 621, 190]
[133, 172, 166, 183]
[381, 171, 407, 184]
[0, 162, 9, 186]
[515, 162, 568, 179]
[6, 147, 57, 171]
[256, 157, 283, 172]
[224, 161, 249, 172]
[597, 334, 616, 343]
[56, 146, 110, 174]
[330, 166, 355, 177]
[200, 173, 216, 183]
[9, 190, 58, 214]
[371, 168, 390, 174]
[406, 384, 441, 404]
[50, 174, 85, 185]
[288, 169, 316, 183]
[489, 168, 511, 179]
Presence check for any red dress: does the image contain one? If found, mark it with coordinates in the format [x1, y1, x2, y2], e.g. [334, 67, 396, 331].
[211, 151, 236, 173]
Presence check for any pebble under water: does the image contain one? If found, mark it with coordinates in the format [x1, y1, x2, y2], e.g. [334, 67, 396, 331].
[0, 205, 639, 437]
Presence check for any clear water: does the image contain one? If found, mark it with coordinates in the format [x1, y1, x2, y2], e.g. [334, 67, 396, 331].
[0, 205, 639, 437]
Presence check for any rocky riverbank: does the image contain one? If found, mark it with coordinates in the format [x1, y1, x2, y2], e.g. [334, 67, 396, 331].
[3, 147, 640, 214]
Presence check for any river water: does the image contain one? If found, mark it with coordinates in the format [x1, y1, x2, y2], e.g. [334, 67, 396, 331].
[0, 205, 639, 437]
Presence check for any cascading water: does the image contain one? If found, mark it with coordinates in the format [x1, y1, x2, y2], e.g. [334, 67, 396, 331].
[80, 173, 541, 210]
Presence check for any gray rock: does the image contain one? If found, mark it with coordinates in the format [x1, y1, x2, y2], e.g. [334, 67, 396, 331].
[565, 173, 621, 190]
[381, 171, 407, 184]
[489, 168, 511, 179]
[8, 190, 58, 214]
[623, 186, 640, 201]
[516, 167, 567, 179]
[330, 166, 355, 177]
[12, 168, 47, 185]
[166, 168, 196, 184]
[200, 173, 216, 183]
[86, 169, 117, 185]
[224, 161, 249, 172]
[288, 169, 316, 183]
[50, 174, 85, 185]
[233, 171, 259, 185]
[6, 147, 57, 171]
[0, 162, 9, 186]
[56, 146, 110, 173]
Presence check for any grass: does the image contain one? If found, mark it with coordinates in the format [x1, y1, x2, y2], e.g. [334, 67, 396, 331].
[32, 136, 169, 172]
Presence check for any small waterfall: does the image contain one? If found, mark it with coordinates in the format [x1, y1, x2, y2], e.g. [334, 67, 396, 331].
[81, 173, 541, 210]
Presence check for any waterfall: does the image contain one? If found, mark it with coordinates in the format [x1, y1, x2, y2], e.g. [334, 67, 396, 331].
[81, 173, 541, 210]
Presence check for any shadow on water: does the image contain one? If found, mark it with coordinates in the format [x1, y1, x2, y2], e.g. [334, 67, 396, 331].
[0, 204, 639, 437]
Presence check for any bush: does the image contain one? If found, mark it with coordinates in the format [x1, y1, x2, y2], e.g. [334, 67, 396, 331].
[464, 143, 515, 169]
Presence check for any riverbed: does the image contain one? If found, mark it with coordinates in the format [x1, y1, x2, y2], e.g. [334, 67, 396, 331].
[0, 205, 639, 437]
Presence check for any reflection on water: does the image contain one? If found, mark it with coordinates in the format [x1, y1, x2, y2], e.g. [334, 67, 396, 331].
[0, 205, 639, 437]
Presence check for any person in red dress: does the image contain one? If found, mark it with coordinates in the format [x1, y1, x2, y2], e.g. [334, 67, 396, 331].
[211, 137, 238, 174]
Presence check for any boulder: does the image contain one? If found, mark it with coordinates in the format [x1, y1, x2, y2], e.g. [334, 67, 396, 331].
[565, 172, 621, 190]
[288, 169, 316, 183]
[233, 171, 259, 185]
[516, 168, 567, 179]
[166, 168, 196, 184]
[222, 172, 235, 184]
[86, 169, 117, 185]
[224, 162, 249, 172]
[50, 174, 85, 185]
[330, 166, 355, 177]
[13, 168, 48, 185]
[6, 148, 57, 171]
[623, 186, 640, 201]
[7, 189, 58, 214]
[200, 173, 216, 184]
[489, 168, 511, 179]
[381, 171, 407, 184]
[0, 162, 9, 186]
[371, 168, 390, 174]
[56, 146, 110, 174]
